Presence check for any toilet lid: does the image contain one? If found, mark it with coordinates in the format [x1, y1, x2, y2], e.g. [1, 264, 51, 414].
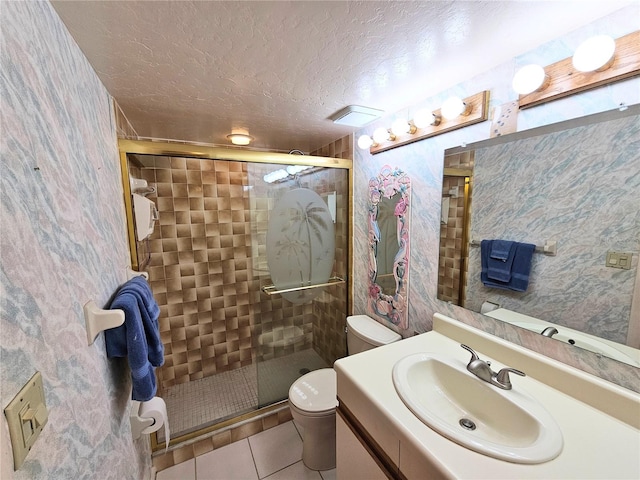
[347, 315, 402, 346]
[289, 368, 337, 413]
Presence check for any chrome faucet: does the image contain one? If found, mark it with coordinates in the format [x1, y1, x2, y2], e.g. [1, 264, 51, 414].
[540, 327, 559, 338]
[460, 344, 525, 390]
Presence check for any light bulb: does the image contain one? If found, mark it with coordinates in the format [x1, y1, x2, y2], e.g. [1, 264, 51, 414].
[372, 127, 390, 144]
[413, 109, 430, 128]
[357, 135, 374, 149]
[413, 109, 440, 128]
[391, 119, 411, 136]
[512, 64, 548, 95]
[441, 96, 468, 120]
[227, 133, 253, 145]
[572, 35, 615, 72]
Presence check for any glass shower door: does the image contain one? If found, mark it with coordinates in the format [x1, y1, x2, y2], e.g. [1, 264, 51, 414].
[247, 162, 349, 408]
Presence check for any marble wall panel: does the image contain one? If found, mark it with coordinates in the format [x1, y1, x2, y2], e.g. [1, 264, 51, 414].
[353, 7, 640, 392]
[1, 1, 151, 478]
[466, 115, 639, 344]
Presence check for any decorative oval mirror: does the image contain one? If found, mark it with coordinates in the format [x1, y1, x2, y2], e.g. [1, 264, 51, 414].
[368, 166, 410, 329]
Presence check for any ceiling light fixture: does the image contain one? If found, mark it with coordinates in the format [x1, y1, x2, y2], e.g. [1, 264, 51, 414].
[227, 133, 254, 146]
[512, 64, 549, 95]
[572, 35, 616, 72]
[330, 105, 385, 127]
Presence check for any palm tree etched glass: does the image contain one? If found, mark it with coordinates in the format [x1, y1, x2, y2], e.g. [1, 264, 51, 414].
[266, 188, 335, 304]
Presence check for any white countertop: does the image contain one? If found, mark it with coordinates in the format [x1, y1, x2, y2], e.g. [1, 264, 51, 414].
[334, 314, 640, 479]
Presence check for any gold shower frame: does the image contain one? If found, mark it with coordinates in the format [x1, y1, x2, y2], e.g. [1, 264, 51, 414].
[117, 138, 354, 449]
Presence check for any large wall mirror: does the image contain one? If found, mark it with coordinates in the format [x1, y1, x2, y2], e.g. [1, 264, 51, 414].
[368, 166, 410, 329]
[437, 106, 640, 367]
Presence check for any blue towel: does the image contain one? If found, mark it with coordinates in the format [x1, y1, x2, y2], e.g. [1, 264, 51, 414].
[105, 277, 164, 401]
[509, 242, 536, 292]
[487, 241, 517, 282]
[481, 240, 536, 292]
[490, 240, 514, 261]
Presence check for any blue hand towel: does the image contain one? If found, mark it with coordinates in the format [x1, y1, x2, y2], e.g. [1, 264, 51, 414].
[105, 277, 164, 401]
[509, 242, 536, 292]
[487, 241, 517, 282]
[490, 240, 514, 261]
[481, 241, 536, 292]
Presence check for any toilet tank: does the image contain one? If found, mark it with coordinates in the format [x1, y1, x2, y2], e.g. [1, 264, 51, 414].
[346, 315, 401, 355]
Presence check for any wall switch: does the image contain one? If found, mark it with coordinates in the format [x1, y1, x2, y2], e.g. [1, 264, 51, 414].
[606, 251, 633, 270]
[4, 372, 48, 470]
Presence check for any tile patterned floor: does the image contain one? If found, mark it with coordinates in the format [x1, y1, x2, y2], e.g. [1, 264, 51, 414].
[160, 349, 329, 441]
[156, 421, 336, 480]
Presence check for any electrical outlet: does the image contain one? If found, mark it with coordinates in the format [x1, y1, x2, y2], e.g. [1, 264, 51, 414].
[4, 372, 48, 470]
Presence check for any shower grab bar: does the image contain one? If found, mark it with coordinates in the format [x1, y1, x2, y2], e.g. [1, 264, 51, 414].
[261, 276, 346, 295]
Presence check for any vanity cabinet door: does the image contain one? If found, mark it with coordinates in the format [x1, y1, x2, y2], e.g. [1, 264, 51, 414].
[337, 414, 388, 480]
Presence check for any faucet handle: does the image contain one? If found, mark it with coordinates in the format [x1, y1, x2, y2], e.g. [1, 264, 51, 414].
[460, 344, 479, 362]
[460, 344, 490, 366]
[495, 367, 526, 389]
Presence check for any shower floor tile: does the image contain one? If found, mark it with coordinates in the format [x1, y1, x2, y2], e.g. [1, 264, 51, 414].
[159, 349, 328, 442]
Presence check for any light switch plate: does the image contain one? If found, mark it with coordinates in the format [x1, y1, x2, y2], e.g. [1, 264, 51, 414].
[4, 371, 48, 470]
[606, 251, 633, 270]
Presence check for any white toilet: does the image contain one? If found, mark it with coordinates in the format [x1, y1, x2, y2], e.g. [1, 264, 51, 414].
[288, 315, 402, 470]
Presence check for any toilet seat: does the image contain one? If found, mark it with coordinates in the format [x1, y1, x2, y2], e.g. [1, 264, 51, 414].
[288, 368, 337, 416]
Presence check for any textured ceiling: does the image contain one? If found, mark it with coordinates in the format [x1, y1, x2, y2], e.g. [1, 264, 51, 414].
[51, 1, 630, 152]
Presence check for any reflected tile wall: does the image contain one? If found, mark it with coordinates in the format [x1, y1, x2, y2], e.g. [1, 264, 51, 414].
[1, 2, 150, 479]
[353, 7, 640, 392]
[438, 152, 474, 305]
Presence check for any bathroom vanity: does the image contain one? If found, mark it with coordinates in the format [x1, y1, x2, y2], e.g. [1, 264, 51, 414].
[334, 314, 640, 479]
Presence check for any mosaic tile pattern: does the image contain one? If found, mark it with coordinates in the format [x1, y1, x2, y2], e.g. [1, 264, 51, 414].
[353, 8, 640, 392]
[152, 407, 293, 473]
[160, 365, 257, 441]
[310, 136, 352, 365]
[128, 154, 349, 406]
[159, 348, 326, 442]
[1, 2, 150, 478]
[133, 156, 256, 388]
[438, 152, 474, 305]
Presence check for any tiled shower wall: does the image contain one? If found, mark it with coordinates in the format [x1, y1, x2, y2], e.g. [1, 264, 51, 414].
[437, 151, 474, 305]
[129, 152, 349, 390]
[135, 156, 256, 389]
[311, 135, 352, 363]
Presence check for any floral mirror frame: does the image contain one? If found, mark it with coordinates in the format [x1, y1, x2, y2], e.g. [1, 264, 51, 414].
[367, 165, 410, 329]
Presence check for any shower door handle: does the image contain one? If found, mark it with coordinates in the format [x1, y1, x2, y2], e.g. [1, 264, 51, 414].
[261, 276, 346, 296]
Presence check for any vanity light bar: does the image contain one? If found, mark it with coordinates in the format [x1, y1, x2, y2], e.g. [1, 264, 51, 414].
[518, 30, 640, 110]
[369, 91, 490, 155]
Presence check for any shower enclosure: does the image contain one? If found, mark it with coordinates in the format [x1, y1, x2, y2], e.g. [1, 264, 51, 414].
[119, 140, 351, 449]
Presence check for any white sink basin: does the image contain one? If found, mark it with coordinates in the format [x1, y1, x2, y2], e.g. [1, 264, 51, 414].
[510, 321, 640, 367]
[392, 352, 563, 464]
